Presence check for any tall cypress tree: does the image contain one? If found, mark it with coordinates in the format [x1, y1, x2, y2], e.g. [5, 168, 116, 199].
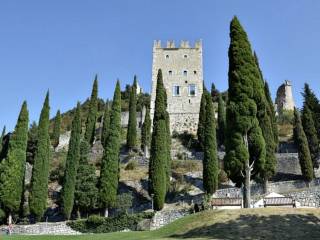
[26, 121, 38, 164]
[84, 76, 98, 145]
[101, 102, 110, 148]
[51, 110, 61, 150]
[302, 83, 320, 139]
[197, 89, 207, 150]
[127, 76, 137, 150]
[224, 17, 266, 208]
[99, 81, 121, 217]
[301, 106, 319, 168]
[141, 106, 151, 155]
[29, 92, 51, 221]
[293, 108, 314, 181]
[61, 103, 81, 219]
[203, 92, 219, 194]
[0, 126, 6, 156]
[75, 140, 98, 218]
[253, 52, 277, 186]
[217, 93, 226, 147]
[149, 69, 168, 210]
[0, 102, 29, 222]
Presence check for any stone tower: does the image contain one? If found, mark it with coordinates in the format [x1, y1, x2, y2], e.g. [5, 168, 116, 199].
[150, 40, 204, 134]
[275, 80, 295, 114]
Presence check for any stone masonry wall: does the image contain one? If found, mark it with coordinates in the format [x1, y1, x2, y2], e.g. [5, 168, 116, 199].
[150, 209, 190, 230]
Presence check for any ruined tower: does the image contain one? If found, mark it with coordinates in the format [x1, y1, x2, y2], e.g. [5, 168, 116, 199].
[275, 80, 295, 114]
[150, 40, 204, 134]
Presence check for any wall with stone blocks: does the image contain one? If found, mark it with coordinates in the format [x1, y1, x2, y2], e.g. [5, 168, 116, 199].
[150, 209, 190, 230]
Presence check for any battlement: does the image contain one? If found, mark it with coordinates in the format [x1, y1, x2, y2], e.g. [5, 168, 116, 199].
[153, 40, 202, 50]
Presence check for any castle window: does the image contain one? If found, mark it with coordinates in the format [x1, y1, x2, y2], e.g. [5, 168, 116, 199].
[173, 85, 181, 96]
[184, 54, 188, 58]
[165, 55, 169, 59]
[188, 84, 196, 96]
[169, 70, 172, 76]
[183, 70, 188, 76]
[194, 70, 197, 75]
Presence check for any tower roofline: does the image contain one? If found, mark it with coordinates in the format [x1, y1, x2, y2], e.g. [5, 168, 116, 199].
[153, 40, 202, 50]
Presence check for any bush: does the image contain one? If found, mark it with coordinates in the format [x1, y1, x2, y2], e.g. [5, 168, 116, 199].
[0, 209, 5, 223]
[125, 161, 137, 170]
[115, 193, 133, 214]
[218, 170, 228, 183]
[67, 212, 154, 233]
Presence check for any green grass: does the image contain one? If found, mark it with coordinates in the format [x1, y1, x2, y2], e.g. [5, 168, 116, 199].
[4, 208, 320, 240]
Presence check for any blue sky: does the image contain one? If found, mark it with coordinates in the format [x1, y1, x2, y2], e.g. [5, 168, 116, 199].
[1, 0, 320, 131]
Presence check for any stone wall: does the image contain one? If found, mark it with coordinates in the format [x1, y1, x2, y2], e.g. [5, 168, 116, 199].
[275, 80, 295, 114]
[0, 222, 80, 235]
[150, 209, 190, 230]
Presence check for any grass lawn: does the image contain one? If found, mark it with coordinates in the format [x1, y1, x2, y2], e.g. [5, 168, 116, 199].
[3, 208, 320, 240]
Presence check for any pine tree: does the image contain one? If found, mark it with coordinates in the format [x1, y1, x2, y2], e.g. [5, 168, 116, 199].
[84, 76, 98, 145]
[302, 106, 319, 168]
[197, 89, 207, 150]
[203, 92, 219, 194]
[302, 83, 320, 139]
[99, 81, 121, 217]
[26, 121, 38, 164]
[51, 110, 61, 150]
[127, 76, 137, 150]
[74, 140, 98, 218]
[141, 106, 151, 155]
[224, 17, 266, 208]
[0, 102, 28, 222]
[101, 102, 110, 148]
[217, 93, 226, 147]
[149, 69, 168, 210]
[293, 108, 314, 181]
[61, 103, 81, 219]
[0, 126, 6, 157]
[29, 92, 51, 221]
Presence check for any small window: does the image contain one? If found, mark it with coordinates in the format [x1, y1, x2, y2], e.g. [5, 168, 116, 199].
[173, 85, 181, 96]
[188, 84, 196, 96]
[165, 55, 169, 59]
[184, 54, 188, 58]
[194, 70, 197, 75]
[185, 80, 188, 84]
[183, 70, 188, 76]
[168, 70, 172, 76]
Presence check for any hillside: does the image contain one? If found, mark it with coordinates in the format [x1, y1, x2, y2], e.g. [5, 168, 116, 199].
[6, 208, 320, 240]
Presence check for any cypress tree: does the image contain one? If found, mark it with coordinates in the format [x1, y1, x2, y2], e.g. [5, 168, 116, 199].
[99, 81, 121, 217]
[61, 103, 81, 219]
[74, 140, 98, 218]
[84, 76, 98, 145]
[149, 69, 168, 210]
[0, 102, 29, 222]
[301, 106, 319, 168]
[127, 76, 137, 150]
[302, 83, 320, 139]
[29, 92, 51, 221]
[211, 83, 219, 102]
[51, 110, 61, 150]
[26, 121, 38, 164]
[141, 106, 151, 154]
[197, 89, 207, 150]
[293, 108, 314, 181]
[253, 52, 277, 186]
[0, 126, 6, 156]
[224, 17, 266, 208]
[101, 102, 110, 148]
[203, 92, 219, 194]
[217, 93, 226, 147]
[165, 111, 171, 192]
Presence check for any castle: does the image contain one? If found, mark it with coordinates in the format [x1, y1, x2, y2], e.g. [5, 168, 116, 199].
[275, 80, 295, 115]
[150, 40, 204, 134]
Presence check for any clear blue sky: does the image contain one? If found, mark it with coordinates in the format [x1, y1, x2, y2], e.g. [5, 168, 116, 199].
[1, 0, 320, 131]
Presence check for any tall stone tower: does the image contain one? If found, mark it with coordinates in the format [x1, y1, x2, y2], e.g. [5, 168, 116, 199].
[275, 80, 295, 114]
[150, 40, 204, 134]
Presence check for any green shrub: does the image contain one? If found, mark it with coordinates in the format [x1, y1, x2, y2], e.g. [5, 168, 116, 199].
[115, 193, 133, 214]
[0, 209, 6, 223]
[125, 161, 137, 170]
[218, 170, 228, 183]
[67, 212, 154, 233]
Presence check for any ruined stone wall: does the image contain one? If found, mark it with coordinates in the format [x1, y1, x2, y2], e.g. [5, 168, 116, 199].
[150, 40, 203, 134]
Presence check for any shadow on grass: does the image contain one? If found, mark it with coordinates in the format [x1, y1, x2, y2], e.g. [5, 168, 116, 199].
[170, 213, 320, 240]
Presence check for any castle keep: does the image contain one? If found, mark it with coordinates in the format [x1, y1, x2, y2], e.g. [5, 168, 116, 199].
[275, 80, 295, 115]
[150, 40, 204, 134]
